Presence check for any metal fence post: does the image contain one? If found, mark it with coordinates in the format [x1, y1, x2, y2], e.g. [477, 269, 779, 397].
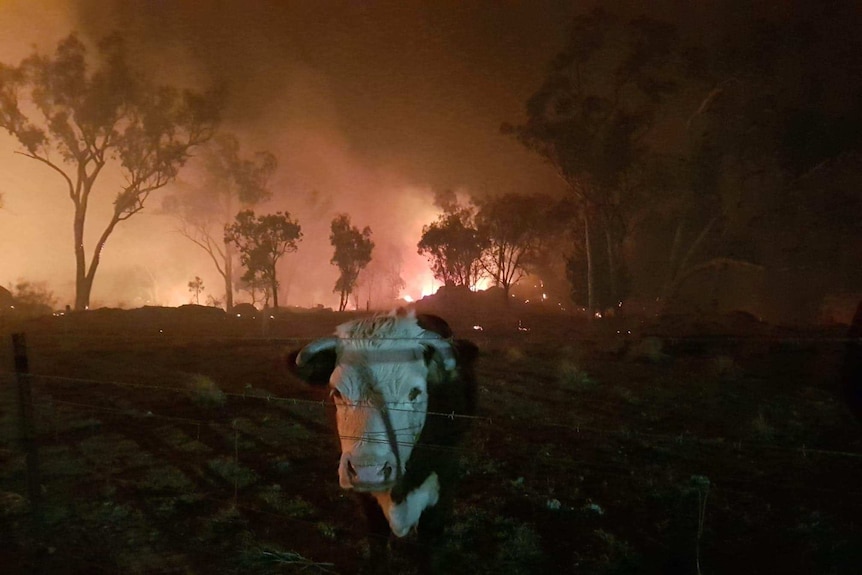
[12, 333, 42, 529]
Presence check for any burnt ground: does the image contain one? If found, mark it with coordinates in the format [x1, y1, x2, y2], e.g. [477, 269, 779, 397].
[0, 306, 860, 574]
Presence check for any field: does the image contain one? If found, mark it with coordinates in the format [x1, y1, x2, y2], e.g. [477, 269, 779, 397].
[1, 305, 861, 574]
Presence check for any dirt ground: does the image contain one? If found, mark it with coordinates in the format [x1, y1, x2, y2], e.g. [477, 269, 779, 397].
[1, 304, 860, 574]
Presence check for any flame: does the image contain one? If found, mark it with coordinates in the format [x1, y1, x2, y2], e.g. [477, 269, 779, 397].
[472, 277, 493, 291]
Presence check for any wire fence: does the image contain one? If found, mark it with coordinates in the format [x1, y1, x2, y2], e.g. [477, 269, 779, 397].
[4, 329, 861, 462]
[0, 326, 862, 572]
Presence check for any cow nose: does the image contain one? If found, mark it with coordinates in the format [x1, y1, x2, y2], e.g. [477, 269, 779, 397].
[346, 459, 394, 485]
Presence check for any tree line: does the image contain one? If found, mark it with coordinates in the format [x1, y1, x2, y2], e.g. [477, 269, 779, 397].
[0, 31, 556, 314]
[2, 2, 861, 322]
[502, 4, 862, 321]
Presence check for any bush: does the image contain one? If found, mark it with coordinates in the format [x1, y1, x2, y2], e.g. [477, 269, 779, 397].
[186, 374, 226, 407]
[4, 280, 57, 318]
[558, 358, 597, 390]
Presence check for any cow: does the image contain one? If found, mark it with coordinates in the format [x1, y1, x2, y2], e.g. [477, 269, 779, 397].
[288, 308, 478, 538]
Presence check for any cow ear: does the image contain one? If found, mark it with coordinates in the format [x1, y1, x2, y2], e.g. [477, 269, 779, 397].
[416, 313, 454, 339]
[288, 343, 337, 385]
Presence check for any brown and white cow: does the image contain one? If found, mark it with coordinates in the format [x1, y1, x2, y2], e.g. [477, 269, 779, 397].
[289, 309, 477, 537]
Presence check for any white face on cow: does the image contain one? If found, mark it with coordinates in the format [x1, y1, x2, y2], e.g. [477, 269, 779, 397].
[310, 313, 455, 492]
[330, 344, 431, 492]
[293, 311, 455, 494]
[293, 310, 467, 537]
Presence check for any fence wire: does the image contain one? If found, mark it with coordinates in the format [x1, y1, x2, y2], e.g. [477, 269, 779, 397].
[3, 364, 861, 465]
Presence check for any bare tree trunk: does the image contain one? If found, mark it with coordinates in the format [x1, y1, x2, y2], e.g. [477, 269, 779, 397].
[75, 203, 120, 311]
[662, 215, 721, 300]
[73, 207, 88, 310]
[605, 221, 617, 306]
[584, 212, 594, 315]
[224, 240, 234, 311]
[271, 274, 279, 309]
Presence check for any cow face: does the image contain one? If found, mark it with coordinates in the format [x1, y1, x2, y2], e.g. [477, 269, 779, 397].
[330, 344, 431, 491]
[291, 312, 455, 493]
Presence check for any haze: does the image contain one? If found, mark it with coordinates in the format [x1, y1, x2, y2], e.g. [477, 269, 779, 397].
[3, 1, 860, 323]
[0, 0, 571, 309]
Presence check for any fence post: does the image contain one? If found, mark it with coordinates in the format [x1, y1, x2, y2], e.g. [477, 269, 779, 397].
[12, 333, 42, 529]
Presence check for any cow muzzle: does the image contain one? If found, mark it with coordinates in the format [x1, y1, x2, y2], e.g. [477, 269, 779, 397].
[339, 454, 398, 492]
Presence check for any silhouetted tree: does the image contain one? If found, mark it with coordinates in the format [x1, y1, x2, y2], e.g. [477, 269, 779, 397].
[356, 242, 406, 308]
[0, 33, 221, 310]
[7, 280, 56, 317]
[329, 214, 374, 312]
[188, 276, 205, 304]
[164, 133, 276, 311]
[225, 209, 301, 309]
[475, 193, 552, 301]
[418, 205, 485, 288]
[504, 8, 680, 312]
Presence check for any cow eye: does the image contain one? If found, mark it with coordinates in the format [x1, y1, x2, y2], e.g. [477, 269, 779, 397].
[408, 387, 422, 401]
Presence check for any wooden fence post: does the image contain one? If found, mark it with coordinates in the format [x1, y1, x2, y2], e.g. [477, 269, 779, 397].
[12, 333, 42, 529]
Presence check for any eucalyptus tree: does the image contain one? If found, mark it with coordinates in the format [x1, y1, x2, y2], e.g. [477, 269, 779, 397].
[417, 206, 485, 289]
[329, 214, 374, 312]
[164, 133, 276, 311]
[0, 33, 221, 310]
[224, 209, 301, 309]
[475, 193, 552, 302]
[504, 8, 680, 311]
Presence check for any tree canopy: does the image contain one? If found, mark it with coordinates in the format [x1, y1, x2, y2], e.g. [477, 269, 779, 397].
[329, 214, 374, 312]
[224, 209, 302, 309]
[507, 3, 862, 319]
[475, 193, 552, 301]
[503, 8, 681, 311]
[417, 203, 485, 289]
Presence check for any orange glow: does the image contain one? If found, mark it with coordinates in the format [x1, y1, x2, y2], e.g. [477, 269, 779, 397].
[0, 5, 570, 312]
[472, 277, 493, 291]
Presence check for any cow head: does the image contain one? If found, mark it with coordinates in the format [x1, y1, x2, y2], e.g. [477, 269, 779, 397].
[290, 310, 458, 493]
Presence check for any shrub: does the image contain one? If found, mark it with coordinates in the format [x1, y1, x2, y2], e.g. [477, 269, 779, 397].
[186, 374, 226, 407]
[627, 336, 670, 363]
[558, 358, 597, 390]
[5, 280, 57, 318]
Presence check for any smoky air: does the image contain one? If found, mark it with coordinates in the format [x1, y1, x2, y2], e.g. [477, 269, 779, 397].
[0, 1, 860, 325]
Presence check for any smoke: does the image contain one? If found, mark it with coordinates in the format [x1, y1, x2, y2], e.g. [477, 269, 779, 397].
[0, 0, 570, 309]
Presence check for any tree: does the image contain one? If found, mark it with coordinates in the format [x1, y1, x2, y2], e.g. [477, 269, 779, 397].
[356, 242, 406, 309]
[163, 133, 276, 311]
[417, 205, 485, 288]
[165, 135, 275, 311]
[188, 276, 205, 304]
[329, 214, 374, 312]
[224, 209, 301, 309]
[503, 8, 680, 312]
[7, 280, 57, 317]
[238, 274, 271, 308]
[0, 33, 221, 310]
[638, 4, 862, 319]
[475, 193, 552, 301]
